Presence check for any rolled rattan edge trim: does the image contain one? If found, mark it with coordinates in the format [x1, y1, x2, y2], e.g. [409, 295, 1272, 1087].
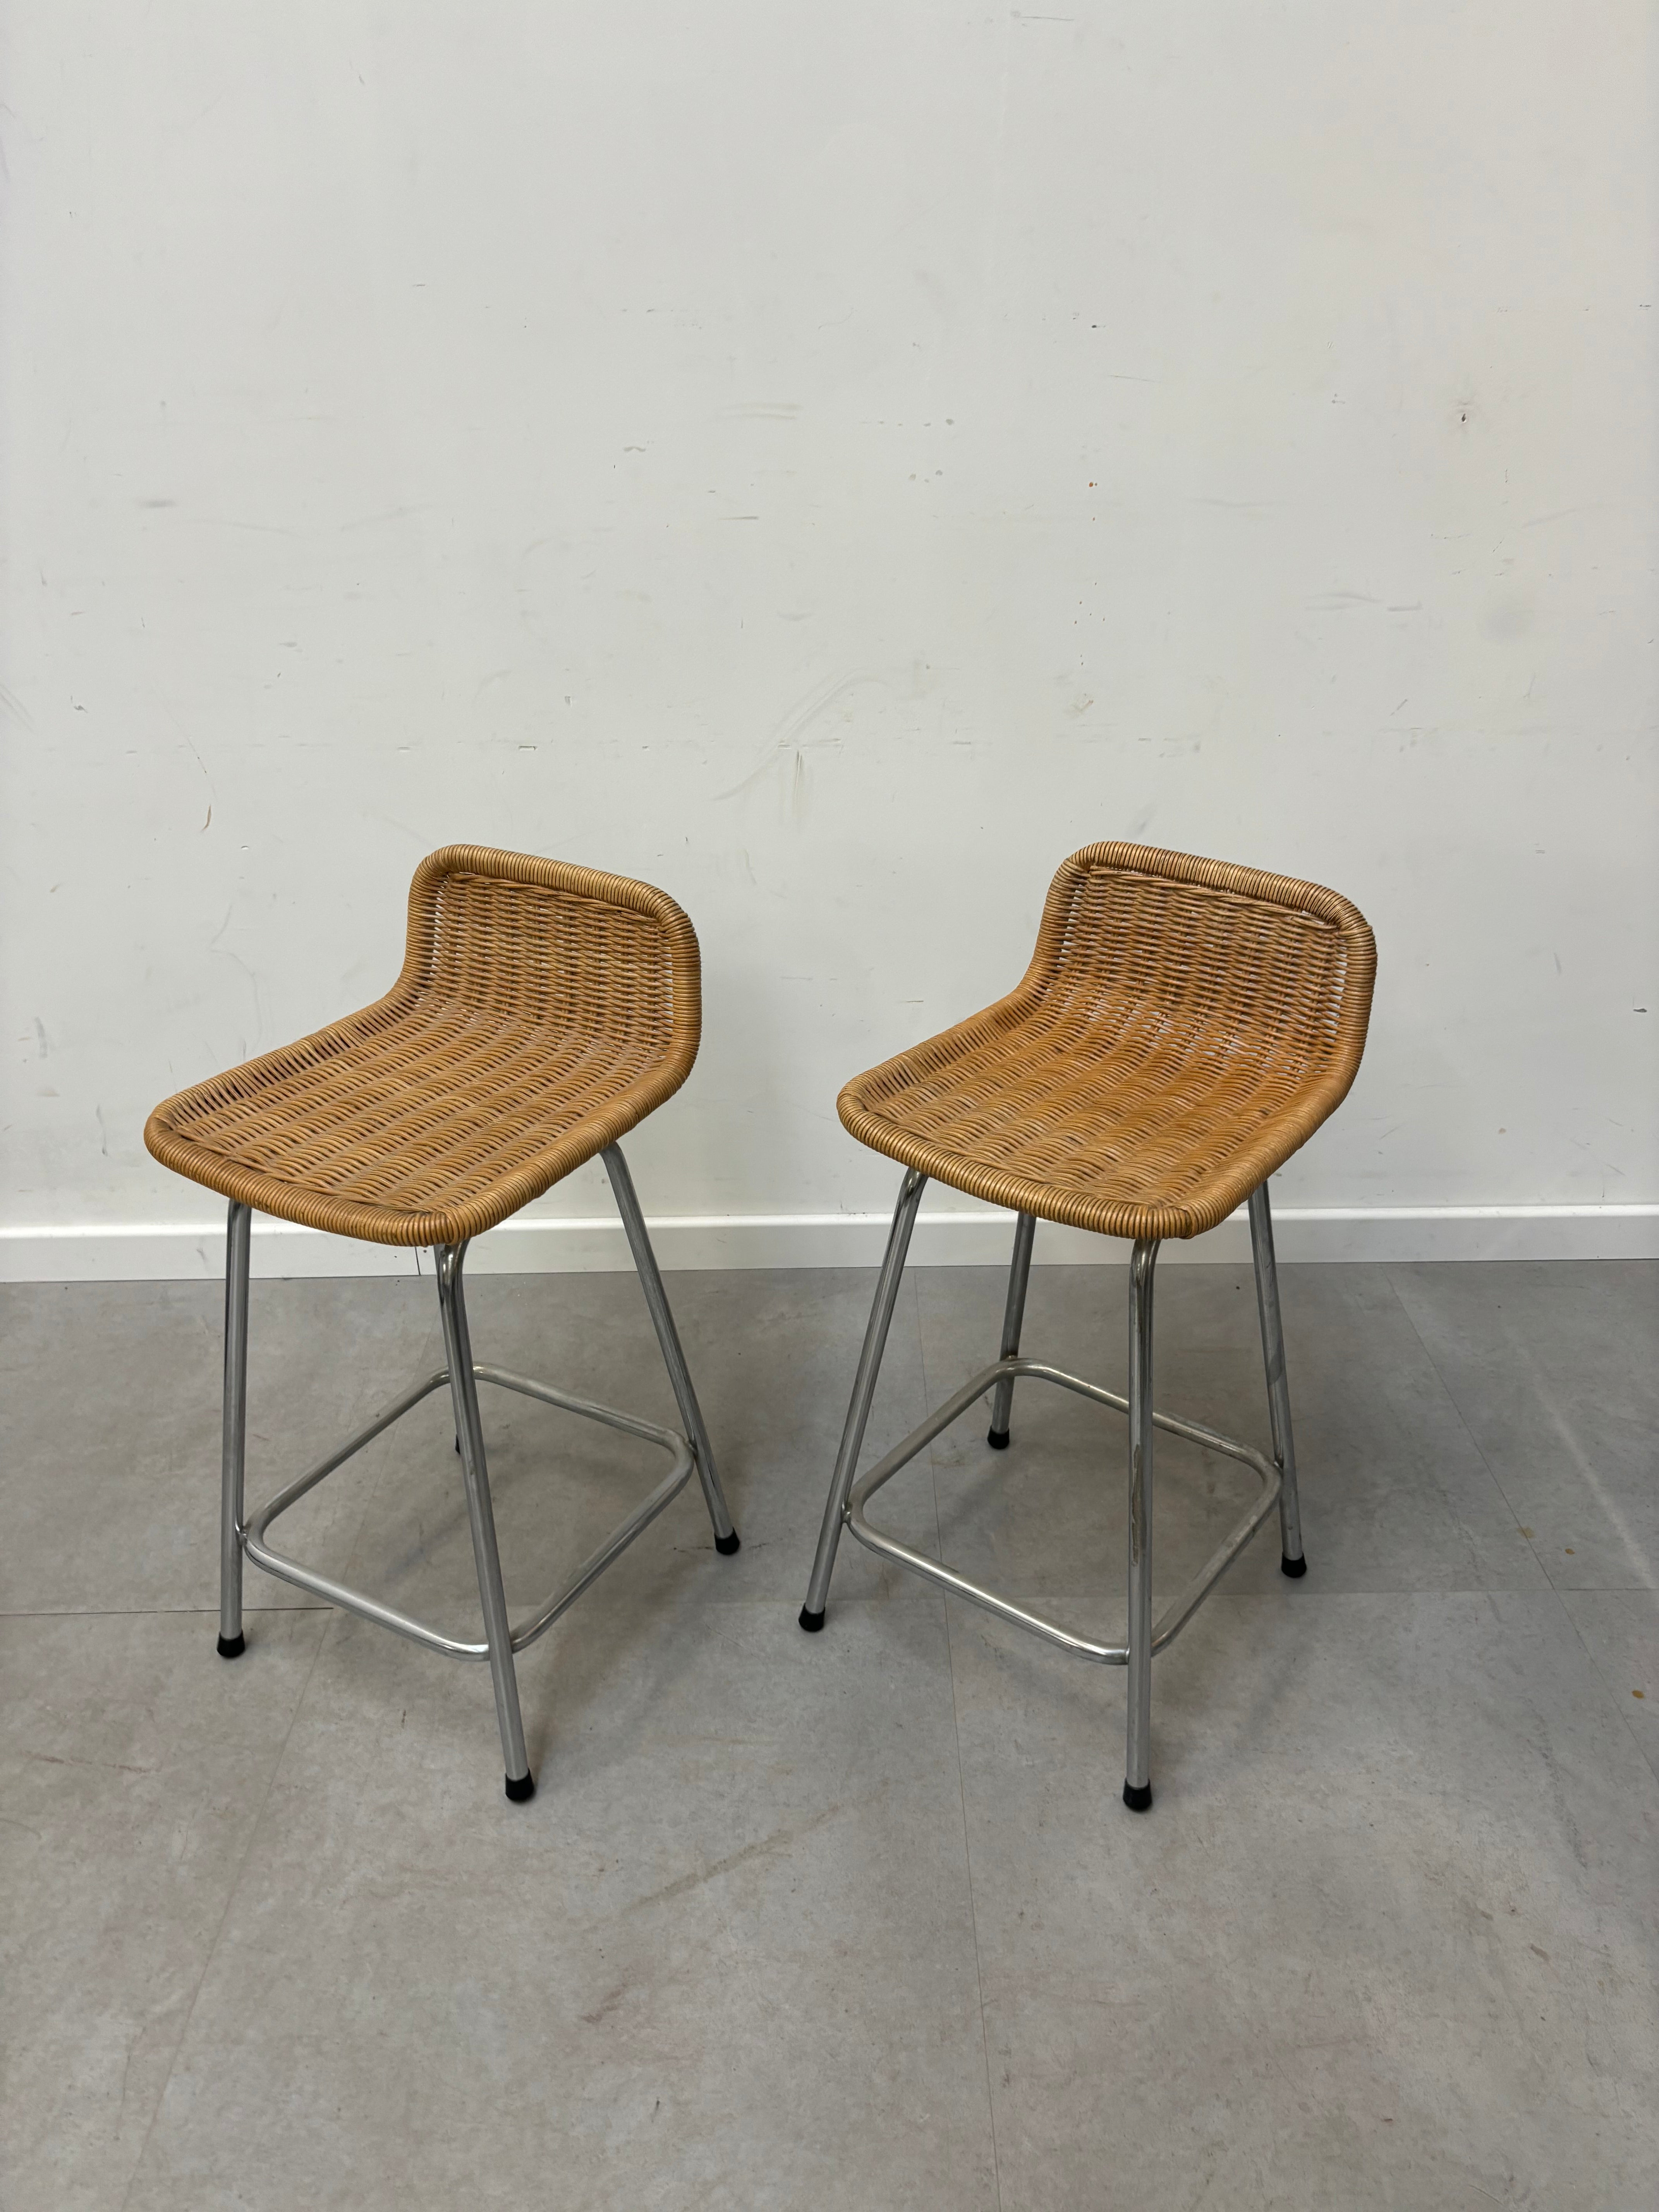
[836, 1051, 1368, 1242]
[143, 1058, 692, 1247]
[408, 844, 701, 938]
[1055, 841, 1374, 941]
[1038, 843, 1377, 1075]
[837, 1101, 1196, 1238]
[400, 844, 703, 1060]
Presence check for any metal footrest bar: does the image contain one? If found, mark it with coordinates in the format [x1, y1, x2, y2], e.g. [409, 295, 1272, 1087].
[242, 1365, 695, 1662]
[845, 1355, 1281, 1665]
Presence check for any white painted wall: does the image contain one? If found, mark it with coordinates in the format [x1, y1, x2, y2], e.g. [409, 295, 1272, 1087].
[3, 2, 1655, 1277]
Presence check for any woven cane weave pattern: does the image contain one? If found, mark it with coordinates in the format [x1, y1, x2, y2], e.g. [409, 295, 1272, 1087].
[839, 842, 1375, 1241]
[145, 847, 700, 1247]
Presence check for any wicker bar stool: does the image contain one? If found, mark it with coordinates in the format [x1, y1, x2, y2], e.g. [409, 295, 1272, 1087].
[146, 845, 738, 1802]
[800, 842, 1374, 1811]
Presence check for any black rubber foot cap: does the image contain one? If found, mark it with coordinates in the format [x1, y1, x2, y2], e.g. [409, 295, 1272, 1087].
[987, 1427, 1011, 1451]
[799, 1605, 826, 1633]
[216, 1632, 246, 1660]
[1281, 1553, 1308, 1578]
[715, 1530, 741, 1556]
[1123, 1779, 1152, 1813]
[454, 1435, 462, 1454]
[504, 1772, 536, 1803]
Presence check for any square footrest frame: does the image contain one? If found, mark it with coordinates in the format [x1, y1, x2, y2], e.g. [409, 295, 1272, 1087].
[845, 1356, 1283, 1663]
[242, 1364, 697, 1661]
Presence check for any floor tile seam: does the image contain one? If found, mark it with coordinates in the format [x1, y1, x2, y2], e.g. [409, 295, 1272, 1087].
[114, 1607, 337, 2212]
[1379, 1261, 1554, 1589]
[0, 1603, 332, 1621]
[919, 1280, 1005, 2212]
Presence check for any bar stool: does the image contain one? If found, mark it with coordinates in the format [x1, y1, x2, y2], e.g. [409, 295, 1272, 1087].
[145, 845, 739, 1802]
[800, 842, 1374, 1810]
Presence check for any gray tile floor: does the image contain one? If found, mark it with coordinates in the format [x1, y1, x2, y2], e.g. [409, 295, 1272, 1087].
[4, 1258, 1656, 2209]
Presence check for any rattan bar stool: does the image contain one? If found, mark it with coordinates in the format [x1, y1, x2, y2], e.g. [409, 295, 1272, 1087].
[146, 845, 739, 1802]
[800, 842, 1374, 1811]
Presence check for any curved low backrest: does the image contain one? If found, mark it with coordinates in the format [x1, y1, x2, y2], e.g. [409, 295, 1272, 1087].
[836, 840, 1376, 1240]
[1017, 843, 1376, 1137]
[142, 846, 703, 1247]
[398, 845, 701, 1077]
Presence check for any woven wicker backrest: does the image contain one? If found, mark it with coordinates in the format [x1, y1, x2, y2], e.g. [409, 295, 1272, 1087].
[1026, 844, 1374, 1103]
[143, 846, 702, 1247]
[407, 849, 696, 1063]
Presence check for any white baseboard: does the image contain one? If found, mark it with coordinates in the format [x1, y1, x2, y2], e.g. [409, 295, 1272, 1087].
[2, 1204, 1656, 1283]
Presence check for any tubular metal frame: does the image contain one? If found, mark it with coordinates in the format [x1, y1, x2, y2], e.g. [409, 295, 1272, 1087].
[217, 1141, 737, 1802]
[986, 1210, 1036, 1448]
[800, 1170, 1307, 1811]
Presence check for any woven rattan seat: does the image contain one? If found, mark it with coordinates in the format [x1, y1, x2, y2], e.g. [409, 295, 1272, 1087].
[144, 845, 737, 1803]
[145, 845, 700, 1247]
[803, 840, 1375, 1816]
[838, 842, 1375, 1241]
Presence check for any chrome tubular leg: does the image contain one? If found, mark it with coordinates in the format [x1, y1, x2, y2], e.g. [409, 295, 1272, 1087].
[986, 1211, 1036, 1450]
[435, 1243, 534, 1802]
[1249, 1182, 1307, 1578]
[218, 1201, 252, 1658]
[800, 1168, 928, 1631]
[602, 1144, 738, 1555]
[1123, 1237, 1159, 1811]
